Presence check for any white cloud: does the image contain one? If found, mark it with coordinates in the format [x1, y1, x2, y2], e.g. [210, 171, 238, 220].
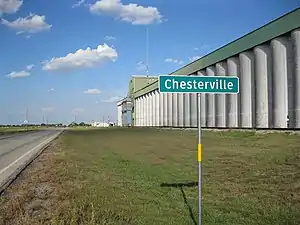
[104, 35, 116, 41]
[0, 0, 23, 16]
[72, 0, 85, 8]
[72, 108, 85, 115]
[48, 88, 56, 92]
[136, 61, 148, 71]
[189, 56, 201, 62]
[5, 63, 34, 78]
[164, 58, 184, 65]
[193, 45, 211, 55]
[26, 64, 34, 70]
[41, 107, 54, 112]
[5, 70, 30, 78]
[42, 43, 118, 71]
[89, 0, 163, 25]
[194, 45, 210, 51]
[1, 13, 52, 34]
[84, 88, 101, 94]
[101, 96, 122, 103]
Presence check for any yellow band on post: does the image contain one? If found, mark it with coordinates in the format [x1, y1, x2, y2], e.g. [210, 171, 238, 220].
[198, 144, 202, 162]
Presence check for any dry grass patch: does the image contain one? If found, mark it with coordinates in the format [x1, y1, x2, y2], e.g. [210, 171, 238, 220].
[0, 138, 78, 225]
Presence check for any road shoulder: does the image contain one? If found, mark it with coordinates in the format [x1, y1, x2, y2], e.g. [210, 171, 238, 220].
[0, 138, 77, 225]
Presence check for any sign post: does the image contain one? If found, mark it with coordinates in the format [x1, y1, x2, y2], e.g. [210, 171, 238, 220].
[197, 92, 202, 224]
[158, 75, 239, 225]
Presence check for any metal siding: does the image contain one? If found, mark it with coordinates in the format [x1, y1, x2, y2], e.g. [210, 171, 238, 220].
[155, 90, 160, 126]
[292, 29, 300, 128]
[144, 95, 147, 126]
[206, 67, 216, 127]
[147, 93, 150, 127]
[190, 92, 197, 128]
[142, 96, 145, 126]
[149, 92, 153, 126]
[152, 91, 156, 126]
[159, 92, 164, 126]
[227, 57, 240, 127]
[215, 62, 227, 127]
[117, 105, 122, 126]
[287, 35, 295, 129]
[172, 93, 179, 127]
[254, 45, 273, 128]
[271, 37, 289, 128]
[178, 93, 184, 127]
[139, 97, 142, 126]
[152, 92, 156, 126]
[131, 16, 300, 132]
[239, 51, 255, 128]
[184, 93, 191, 127]
[163, 93, 168, 126]
[167, 93, 173, 126]
[135, 98, 139, 126]
[138, 97, 141, 126]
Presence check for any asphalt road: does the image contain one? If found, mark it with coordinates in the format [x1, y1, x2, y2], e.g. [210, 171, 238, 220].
[0, 129, 63, 189]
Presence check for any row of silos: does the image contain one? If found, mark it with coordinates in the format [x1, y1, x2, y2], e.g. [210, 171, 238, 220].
[134, 28, 300, 129]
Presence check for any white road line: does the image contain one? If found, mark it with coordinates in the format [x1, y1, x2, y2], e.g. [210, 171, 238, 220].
[0, 134, 58, 175]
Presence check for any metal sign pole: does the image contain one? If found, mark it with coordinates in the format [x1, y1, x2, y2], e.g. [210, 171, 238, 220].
[197, 92, 202, 225]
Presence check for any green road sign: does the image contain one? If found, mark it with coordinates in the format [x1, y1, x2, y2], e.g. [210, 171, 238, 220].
[159, 75, 239, 93]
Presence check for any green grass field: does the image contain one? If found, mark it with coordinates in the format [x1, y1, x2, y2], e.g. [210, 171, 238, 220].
[1, 128, 299, 225]
[0, 126, 41, 135]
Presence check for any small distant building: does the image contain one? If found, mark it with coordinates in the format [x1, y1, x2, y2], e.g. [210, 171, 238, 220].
[122, 97, 133, 126]
[117, 97, 133, 127]
[117, 75, 158, 127]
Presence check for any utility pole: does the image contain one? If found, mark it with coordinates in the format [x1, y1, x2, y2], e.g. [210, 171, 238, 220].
[25, 107, 28, 130]
[146, 27, 149, 76]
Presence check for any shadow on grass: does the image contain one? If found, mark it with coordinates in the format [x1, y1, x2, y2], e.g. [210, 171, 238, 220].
[160, 182, 198, 225]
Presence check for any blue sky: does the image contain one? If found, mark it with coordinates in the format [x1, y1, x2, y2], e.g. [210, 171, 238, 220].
[0, 0, 299, 125]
